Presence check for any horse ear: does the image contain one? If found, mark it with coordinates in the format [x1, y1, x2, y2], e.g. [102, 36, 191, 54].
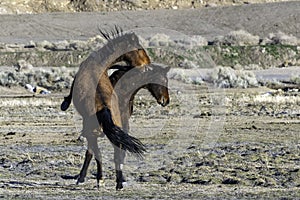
[164, 66, 171, 72]
[161, 65, 170, 73]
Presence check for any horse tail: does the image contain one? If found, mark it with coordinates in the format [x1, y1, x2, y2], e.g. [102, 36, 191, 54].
[97, 107, 146, 158]
[61, 77, 75, 111]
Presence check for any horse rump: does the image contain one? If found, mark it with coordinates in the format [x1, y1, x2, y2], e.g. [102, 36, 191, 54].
[97, 107, 146, 158]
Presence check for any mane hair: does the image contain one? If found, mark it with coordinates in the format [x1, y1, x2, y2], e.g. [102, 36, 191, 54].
[98, 25, 124, 41]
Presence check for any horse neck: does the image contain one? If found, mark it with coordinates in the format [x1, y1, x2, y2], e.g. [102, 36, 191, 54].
[82, 34, 144, 76]
[115, 71, 163, 104]
[110, 70, 143, 100]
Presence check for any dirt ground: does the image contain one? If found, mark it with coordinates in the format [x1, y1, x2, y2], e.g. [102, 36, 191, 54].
[0, 81, 299, 199]
[0, 1, 299, 199]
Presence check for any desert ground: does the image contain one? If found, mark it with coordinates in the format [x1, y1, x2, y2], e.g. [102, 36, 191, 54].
[0, 1, 299, 199]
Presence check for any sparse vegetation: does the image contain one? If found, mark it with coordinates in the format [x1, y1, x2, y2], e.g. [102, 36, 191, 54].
[0, 67, 76, 90]
[208, 67, 259, 88]
[262, 31, 300, 46]
[212, 30, 260, 46]
[1, 33, 298, 70]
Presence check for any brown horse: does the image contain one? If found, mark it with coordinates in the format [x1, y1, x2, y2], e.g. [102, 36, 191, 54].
[61, 63, 170, 189]
[61, 27, 149, 112]
[111, 64, 170, 189]
[110, 63, 170, 132]
[71, 31, 152, 190]
[62, 64, 170, 130]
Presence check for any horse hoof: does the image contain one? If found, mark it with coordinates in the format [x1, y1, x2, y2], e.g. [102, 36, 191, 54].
[116, 182, 123, 190]
[76, 177, 85, 185]
[116, 181, 127, 190]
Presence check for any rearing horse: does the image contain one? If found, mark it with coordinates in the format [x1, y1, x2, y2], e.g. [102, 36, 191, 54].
[62, 63, 170, 190]
[75, 63, 170, 190]
[72, 31, 151, 190]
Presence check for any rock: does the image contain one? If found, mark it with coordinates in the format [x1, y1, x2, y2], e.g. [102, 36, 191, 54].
[169, 173, 182, 183]
[6, 132, 16, 136]
[24, 41, 36, 49]
[222, 178, 240, 185]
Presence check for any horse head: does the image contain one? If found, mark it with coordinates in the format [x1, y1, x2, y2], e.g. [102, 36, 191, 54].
[144, 64, 170, 107]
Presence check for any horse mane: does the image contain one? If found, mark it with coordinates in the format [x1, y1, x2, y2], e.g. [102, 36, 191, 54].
[98, 25, 124, 41]
[76, 29, 143, 74]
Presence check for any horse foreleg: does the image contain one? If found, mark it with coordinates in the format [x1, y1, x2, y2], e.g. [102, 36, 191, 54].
[77, 149, 93, 184]
[114, 146, 126, 190]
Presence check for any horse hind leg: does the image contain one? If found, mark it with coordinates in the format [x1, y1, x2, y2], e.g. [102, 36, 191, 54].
[89, 136, 104, 188]
[114, 113, 129, 190]
[76, 134, 102, 186]
[76, 149, 93, 184]
[114, 146, 127, 190]
[76, 124, 94, 185]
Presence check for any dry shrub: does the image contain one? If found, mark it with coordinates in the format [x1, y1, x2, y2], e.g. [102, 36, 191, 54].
[148, 34, 175, 47]
[176, 35, 208, 47]
[0, 67, 75, 90]
[213, 30, 260, 46]
[290, 76, 300, 85]
[262, 32, 300, 46]
[209, 66, 258, 88]
[148, 34, 207, 47]
[168, 69, 204, 84]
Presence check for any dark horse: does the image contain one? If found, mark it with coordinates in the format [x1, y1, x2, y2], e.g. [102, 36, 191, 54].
[65, 29, 169, 190]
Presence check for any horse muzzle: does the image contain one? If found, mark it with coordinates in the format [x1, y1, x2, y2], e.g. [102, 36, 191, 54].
[158, 96, 170, 107]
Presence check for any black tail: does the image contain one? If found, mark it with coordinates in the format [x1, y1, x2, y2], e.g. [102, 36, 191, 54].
[61, 77, 75, 111]
[97, 107, 146, 158]
[61, 96, 72, 111]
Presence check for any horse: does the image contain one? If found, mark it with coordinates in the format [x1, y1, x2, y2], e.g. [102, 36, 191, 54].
[61, 63, 170, 189]
[76, 63, 170, 189]
[62, 63, 170, 130]
[70, 30, 153, 190]
[109, 63, 170, 131]
[67, 27, 171, 190]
